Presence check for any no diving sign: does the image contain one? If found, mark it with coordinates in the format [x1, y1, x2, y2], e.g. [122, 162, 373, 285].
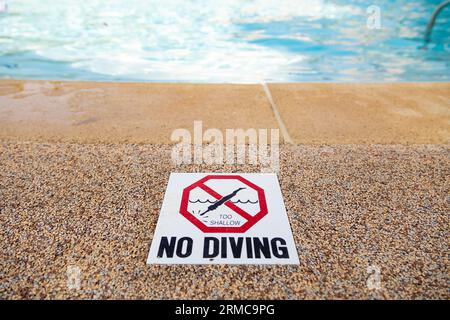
[147, 173, 299, 265]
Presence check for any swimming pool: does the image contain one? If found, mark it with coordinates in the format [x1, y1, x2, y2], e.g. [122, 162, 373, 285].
[0, 0, 449, 82]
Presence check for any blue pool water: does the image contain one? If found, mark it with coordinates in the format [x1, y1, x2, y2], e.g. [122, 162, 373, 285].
[0, 0, 449, 82]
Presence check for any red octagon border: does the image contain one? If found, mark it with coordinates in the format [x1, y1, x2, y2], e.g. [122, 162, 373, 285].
[180, 175, 268, 233]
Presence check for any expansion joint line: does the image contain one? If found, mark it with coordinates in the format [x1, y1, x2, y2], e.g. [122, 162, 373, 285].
[261, 81, 294, 144]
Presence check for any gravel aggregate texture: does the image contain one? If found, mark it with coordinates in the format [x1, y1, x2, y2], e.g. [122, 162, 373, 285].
[1, 143, 448, 299]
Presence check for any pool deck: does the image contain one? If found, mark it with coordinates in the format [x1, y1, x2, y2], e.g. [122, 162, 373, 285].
[0, 80, 449, 299]
[0, 80, 449, 144]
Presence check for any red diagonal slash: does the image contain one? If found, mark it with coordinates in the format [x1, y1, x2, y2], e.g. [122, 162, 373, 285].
[198, 183, 254, 221]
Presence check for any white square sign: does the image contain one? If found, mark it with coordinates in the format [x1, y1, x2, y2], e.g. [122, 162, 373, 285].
[147, 173, 299, 265]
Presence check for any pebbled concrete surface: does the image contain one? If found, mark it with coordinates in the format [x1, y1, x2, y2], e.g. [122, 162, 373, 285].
[0, 143, 448, 299]
[1, 81, 450, 145]
[0, 80, 278, 144]
[269, 83, 450, 144]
